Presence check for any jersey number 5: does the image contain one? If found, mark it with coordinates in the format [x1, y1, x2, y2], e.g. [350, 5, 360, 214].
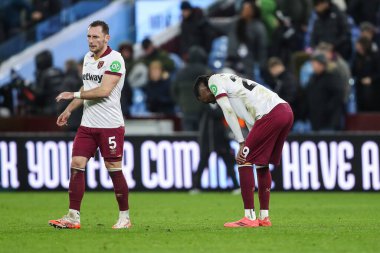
[230, 75, 257, 91]
[109, 136, 116, 149]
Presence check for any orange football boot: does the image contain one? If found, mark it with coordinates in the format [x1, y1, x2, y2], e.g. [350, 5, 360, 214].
[49, 215, 81, 229]
[224, 217, 259, 228]
[258, 217, 272, 227]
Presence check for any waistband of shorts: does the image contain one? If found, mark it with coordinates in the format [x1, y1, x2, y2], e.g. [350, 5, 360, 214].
[79, 125, 124, 129]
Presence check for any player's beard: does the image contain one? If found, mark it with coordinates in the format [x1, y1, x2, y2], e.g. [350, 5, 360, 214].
[89, 42, 105, 55]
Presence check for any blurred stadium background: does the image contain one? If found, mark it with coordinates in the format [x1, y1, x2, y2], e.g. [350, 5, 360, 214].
[0, 0, 380, 252]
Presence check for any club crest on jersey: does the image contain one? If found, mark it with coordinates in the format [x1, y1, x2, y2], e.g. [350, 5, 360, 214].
[97, 61, 104, 69]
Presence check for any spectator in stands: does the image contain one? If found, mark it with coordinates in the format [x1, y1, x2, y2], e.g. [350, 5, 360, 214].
[227, 0, 267, 79]
[310, 0, 352, 60]
[143, 61, 175, 115]
[316, 42, 351, 103]
[141, 38, 175, 74]
[57, 59, 82, 130]
[306, 53, 345, 131]
[275, 0, 312, 56]
[0, 0, 32, 40]
[276, 0, 312, 31]
[360, 22, 379, 52]
[270, 9, 304, 67]
[235, 0, 278, 40]
[256, 0, 278, 40]
[179, 1, 220, 60]
[119, 42, 135, 75]
[348, 0, 380, 26]
[33, 50, 64, 115]
[118, 42, 134, 116]
[171, 46, 210, 131]
[266, 57, 298, 110]
[351, 36, 380, 112]
[0, 69, 35, 116]
[31, 0, 61, 24]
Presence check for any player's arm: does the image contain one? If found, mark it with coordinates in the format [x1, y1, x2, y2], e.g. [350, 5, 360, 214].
[216, 96, 244, 144]
[56, 87, 84, 126]
[56, 74, 120, 101]
[216, 96, 247, 164]
[76, 74, 120, 99]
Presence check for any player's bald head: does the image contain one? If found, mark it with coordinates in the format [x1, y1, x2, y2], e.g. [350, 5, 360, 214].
[88, 20, 109, 35]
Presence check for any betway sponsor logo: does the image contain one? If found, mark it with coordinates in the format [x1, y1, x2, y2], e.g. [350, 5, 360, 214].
[82, 73, 103, 83]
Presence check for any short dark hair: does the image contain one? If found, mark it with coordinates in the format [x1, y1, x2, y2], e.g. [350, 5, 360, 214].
[180, 1, 192, 10]
[118, 42, 134, 56]
[267, 57, 283, 69]
[313, 0, 330, 6]
[89, 20, 109, 35]
[142, 38, 152, 50]
[193, 75, 211, 98]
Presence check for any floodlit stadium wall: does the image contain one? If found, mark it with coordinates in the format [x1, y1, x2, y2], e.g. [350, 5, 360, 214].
[0, 134, 379, 191]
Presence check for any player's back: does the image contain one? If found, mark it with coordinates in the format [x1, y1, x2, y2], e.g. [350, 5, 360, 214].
[208, 73, 286, 125]
[81, 47, 126, 128]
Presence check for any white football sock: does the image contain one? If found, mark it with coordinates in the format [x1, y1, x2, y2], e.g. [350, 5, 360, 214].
[68, 209, 80, 221]
[260, 210, 269, 219]
[244, 209, 256, 220]
[119, 210, 130, 220]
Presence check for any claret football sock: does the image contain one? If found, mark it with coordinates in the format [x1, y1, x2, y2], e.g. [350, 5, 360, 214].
[68, 168, 85, 211]
[245, 209, 256, 220]
[257, 167, 271, 210]
[109, 170, 129, 211]
[238, 165, 255, 209]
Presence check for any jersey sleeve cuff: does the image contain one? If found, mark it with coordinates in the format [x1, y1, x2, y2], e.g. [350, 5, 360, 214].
[104, 71, 122, 76]
[216, 93, 228, 99]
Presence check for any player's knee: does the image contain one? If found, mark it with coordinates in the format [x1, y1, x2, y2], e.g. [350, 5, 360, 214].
[104, 159, 122, 170]
[71, 156, 87, 169]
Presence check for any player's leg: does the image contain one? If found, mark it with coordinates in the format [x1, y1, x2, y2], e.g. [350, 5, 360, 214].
[224, 163, 259, 227]
[258, 104, 293, 227]
[236, 111, 282, 227]
[105, 160, 131, 229]
[49, 126, 96, 229]
[256, 164, 272, 227]
[99, 126, 131, 229]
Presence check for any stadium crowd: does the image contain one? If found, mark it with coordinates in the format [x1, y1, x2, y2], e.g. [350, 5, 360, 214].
[1, 0, 380, 133]
[0, 0, 81, 43]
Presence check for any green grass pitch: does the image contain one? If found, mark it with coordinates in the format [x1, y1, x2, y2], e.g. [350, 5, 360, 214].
[0, 192, 379, 253]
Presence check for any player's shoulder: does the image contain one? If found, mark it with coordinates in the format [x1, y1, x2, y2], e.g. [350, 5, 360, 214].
[84, 51, 93, 60]
[108, 50, 124, 61]
[208, 73, 232, 87]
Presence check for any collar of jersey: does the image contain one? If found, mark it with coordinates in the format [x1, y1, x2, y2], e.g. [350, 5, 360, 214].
[91, 46, 112, 59]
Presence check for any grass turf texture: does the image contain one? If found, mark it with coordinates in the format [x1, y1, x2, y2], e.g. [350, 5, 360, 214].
[0, 192, 379, 253]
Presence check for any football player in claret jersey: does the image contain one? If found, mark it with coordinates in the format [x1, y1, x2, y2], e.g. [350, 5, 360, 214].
[194, 73, 294, 227]
[49, 20, 131, 229]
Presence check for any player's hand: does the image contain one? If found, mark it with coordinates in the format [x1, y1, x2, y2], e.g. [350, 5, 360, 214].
[56, 92, 74, 102]
[236, 142, 246, 165]
[57, 111, 71, 127]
